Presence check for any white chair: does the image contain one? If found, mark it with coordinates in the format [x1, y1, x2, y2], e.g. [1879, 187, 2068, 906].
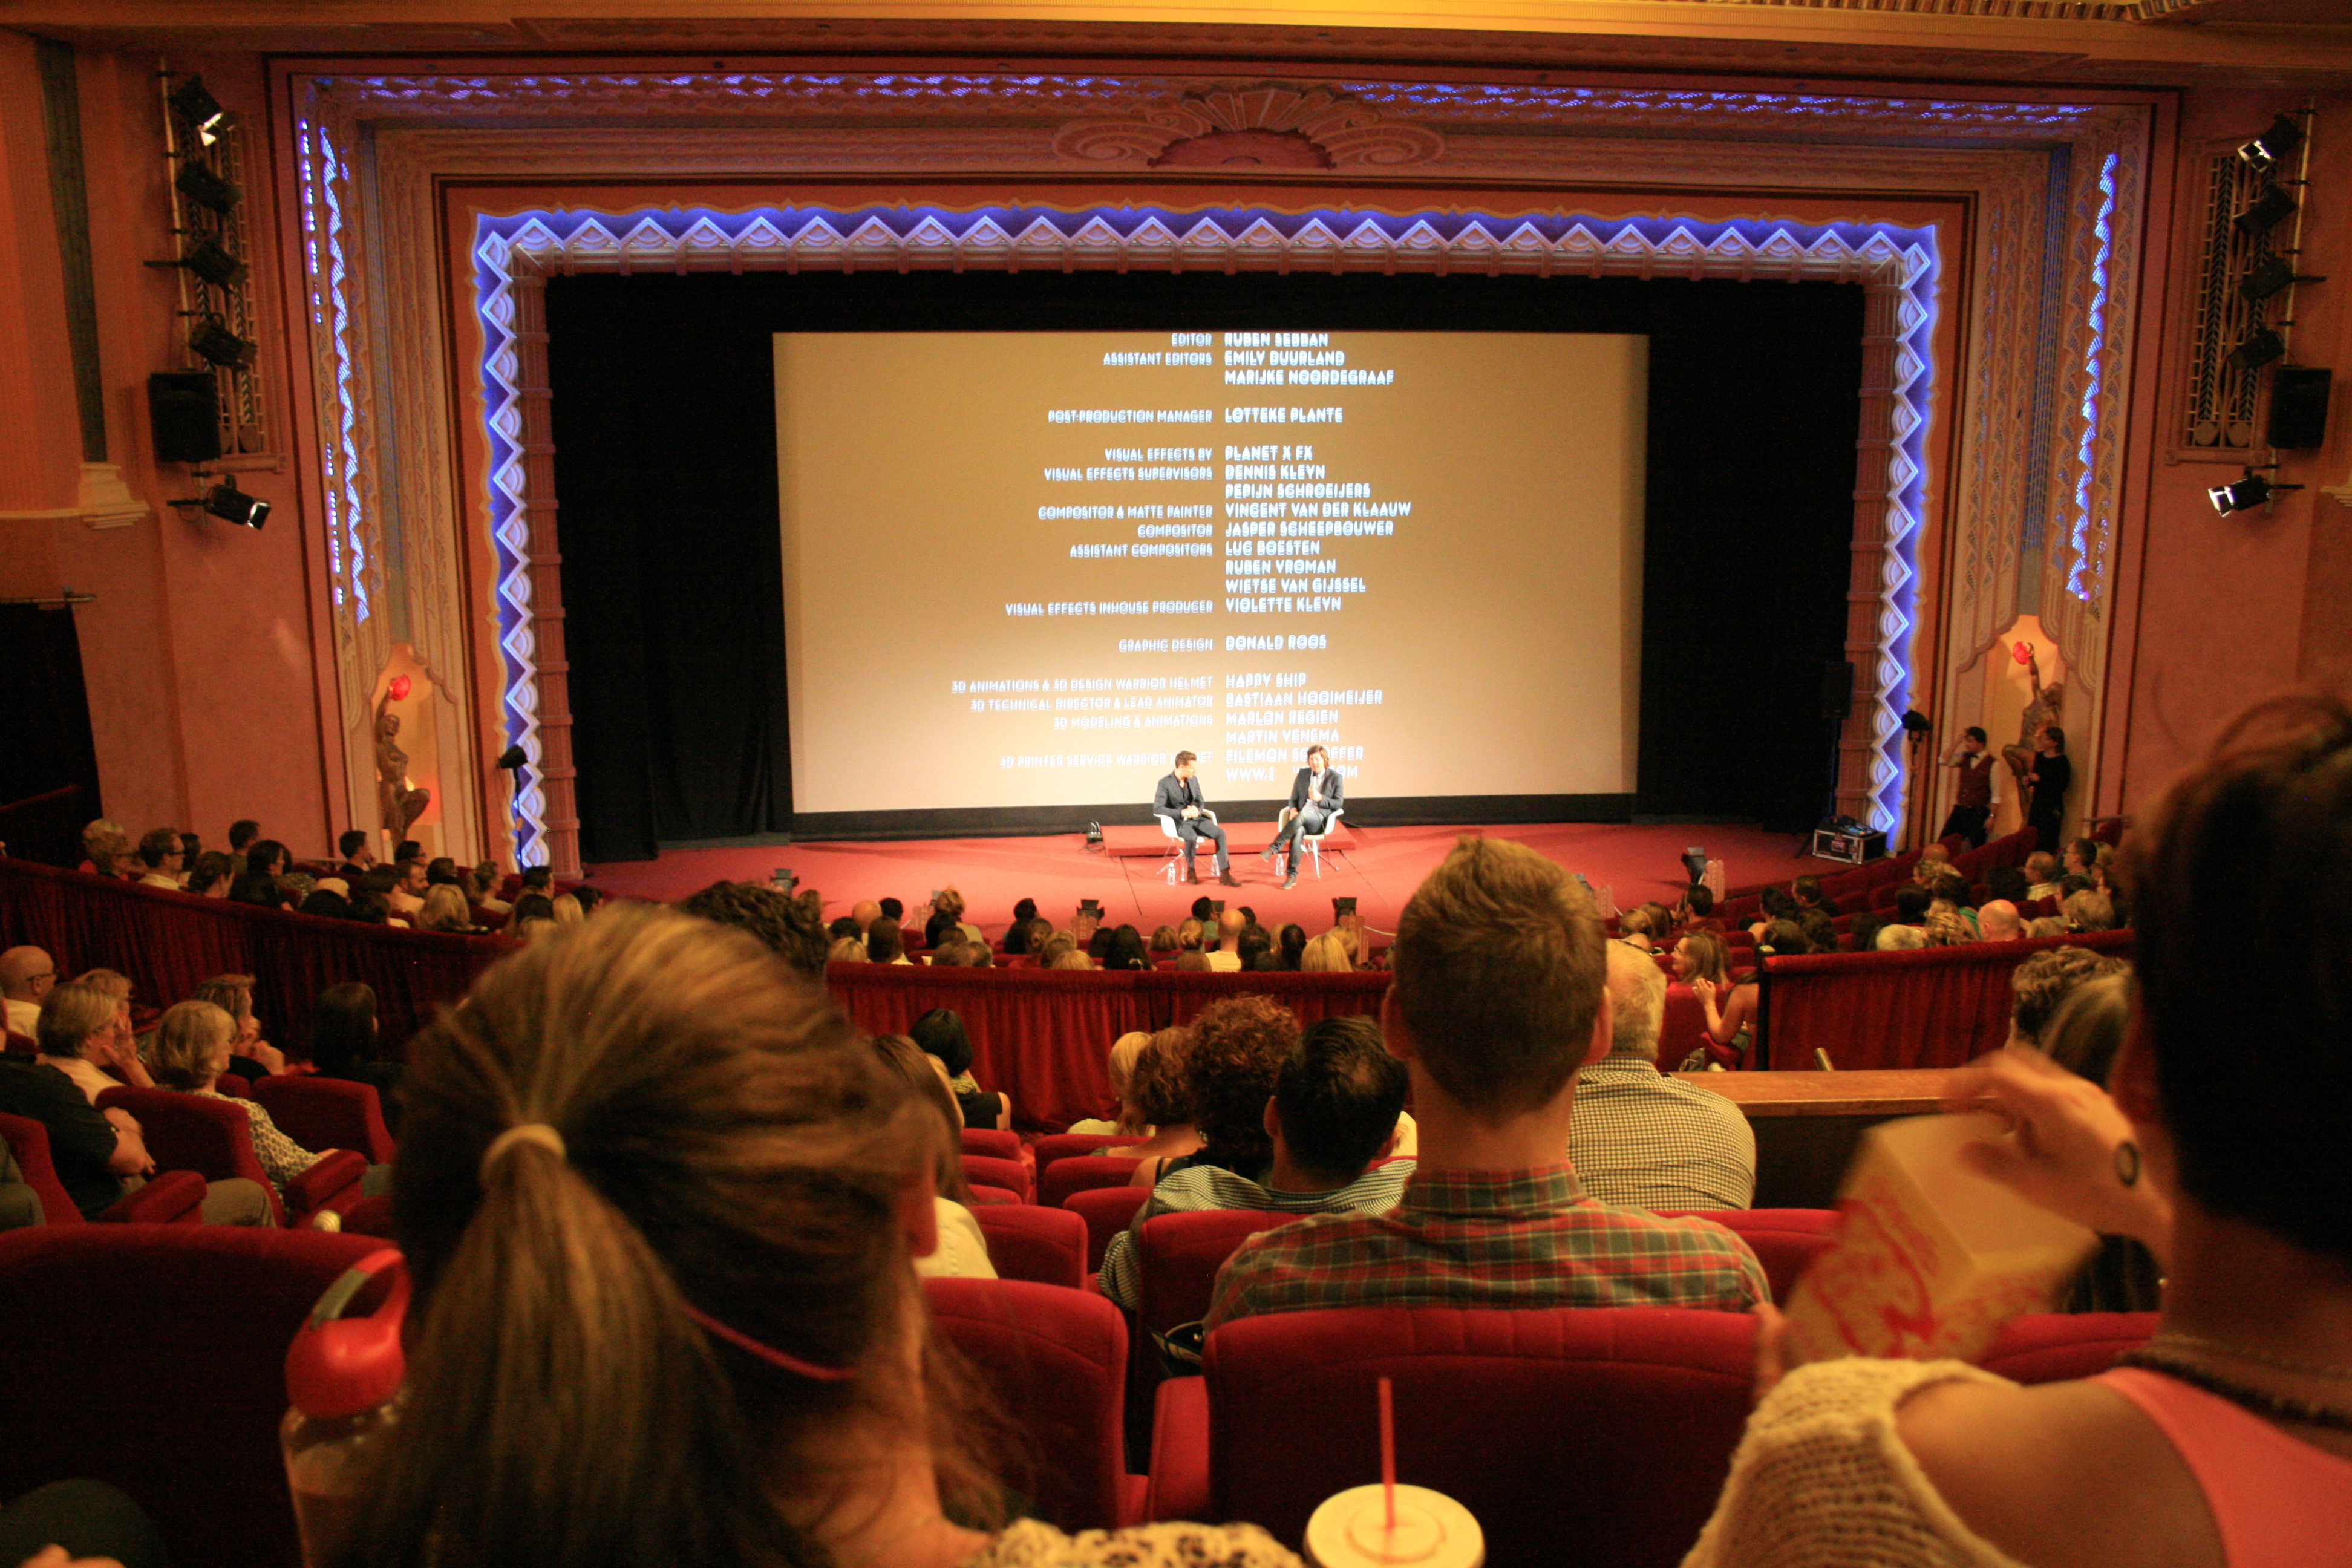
[1275, 805, 1342, 879]
[1155, 808, 1217, 884]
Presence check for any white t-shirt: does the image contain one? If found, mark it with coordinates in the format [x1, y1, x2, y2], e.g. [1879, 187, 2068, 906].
[913, 1197, 998, 1281]
[3, 997, 39, 1037]
[1205, 952, 1243, 972]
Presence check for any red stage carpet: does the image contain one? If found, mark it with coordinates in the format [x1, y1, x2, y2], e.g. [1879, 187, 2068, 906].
[584, 819, 1828, 938]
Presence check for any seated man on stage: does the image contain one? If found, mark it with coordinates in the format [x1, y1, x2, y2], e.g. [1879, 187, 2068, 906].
[1260, 743, 1345, 891]
[1154, 750, 1240, 887]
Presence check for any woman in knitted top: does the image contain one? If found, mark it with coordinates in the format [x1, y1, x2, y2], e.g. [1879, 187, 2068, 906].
[1687, 692, 2352, 1568]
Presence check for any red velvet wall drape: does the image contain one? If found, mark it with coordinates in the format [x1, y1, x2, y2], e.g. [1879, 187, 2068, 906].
[1, 858, 514, 1055]
[1762, 929, 2134, 1071]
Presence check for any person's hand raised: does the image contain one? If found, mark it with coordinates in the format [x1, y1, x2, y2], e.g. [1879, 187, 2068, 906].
[1942, 1046, 2171, 1255]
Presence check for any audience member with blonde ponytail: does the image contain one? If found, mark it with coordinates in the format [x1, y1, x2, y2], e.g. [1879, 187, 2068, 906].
[342, 906, 1298, 1568]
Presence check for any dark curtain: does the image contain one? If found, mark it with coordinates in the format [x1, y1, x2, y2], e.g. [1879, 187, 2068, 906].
[544, 271, 1865, 852]
[0, 604, 101, 866]
[544, 278, 795, 862]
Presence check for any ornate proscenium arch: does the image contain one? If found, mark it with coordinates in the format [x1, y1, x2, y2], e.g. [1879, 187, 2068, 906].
[284, 68, 2149, 877]
[472, 205, 1935, 874]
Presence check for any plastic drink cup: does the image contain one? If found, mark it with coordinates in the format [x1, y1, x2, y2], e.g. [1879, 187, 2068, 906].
[1305, 1483, 1485, 1568]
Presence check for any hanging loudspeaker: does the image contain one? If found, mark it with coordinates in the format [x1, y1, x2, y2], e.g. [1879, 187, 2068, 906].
[1820, 659, 1856, 722]
[2267, 367, 2333, 450]
[148, 370, 221, 463]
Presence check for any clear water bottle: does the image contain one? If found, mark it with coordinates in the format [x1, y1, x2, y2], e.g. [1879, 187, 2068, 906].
[281, 1248, 408, 1567]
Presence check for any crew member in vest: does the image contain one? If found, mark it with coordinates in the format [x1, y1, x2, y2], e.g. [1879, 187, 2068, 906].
[1938, 725, 1997, 848]
[1154, 751, 1239, 887]
[1261, 743, 1345, 892]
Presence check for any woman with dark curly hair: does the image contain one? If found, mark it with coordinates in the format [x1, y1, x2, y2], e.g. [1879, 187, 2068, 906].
[1138, 996, 1298, 1187]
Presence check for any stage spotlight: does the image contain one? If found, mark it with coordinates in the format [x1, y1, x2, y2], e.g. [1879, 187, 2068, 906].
[180, 236, 246, 289]
[174, 160, 241, 214]
[2228, 327, 2287, 375]
[2233, 185, 2297, 238]
[2237, 113, 2305, 172]
[201, 479, 268, 529]
[1680, 844, 1708, 885]
[167, 76, 232, 139]
[2207, 471, 2302, 516]
[187, 315, 256, 369]
[2238, 255, 2325, 305]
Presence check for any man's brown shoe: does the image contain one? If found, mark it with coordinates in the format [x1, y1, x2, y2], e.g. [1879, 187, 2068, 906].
[1218, 869, 1243, 887]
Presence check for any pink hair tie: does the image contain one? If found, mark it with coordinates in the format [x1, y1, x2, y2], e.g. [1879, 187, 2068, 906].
[681, 1302, 858, 1383]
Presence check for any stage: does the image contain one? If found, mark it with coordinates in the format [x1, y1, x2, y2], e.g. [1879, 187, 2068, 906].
[583, 818, 1835, 938]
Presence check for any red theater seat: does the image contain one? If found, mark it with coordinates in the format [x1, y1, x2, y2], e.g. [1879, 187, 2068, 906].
[973, 1203, 1088, 1289]
[96, 1086, 365, 1228]
[960, 1152, 1033, 1203]
[959, 1126, 1024, 1165]
[0, 1225, 384, 1567]
[1977, 1311, 2160, 1383]
[253, 1074, 398, 1166]
[967, 1183, 1022, 1207]
[1040, 1152, 1142, 1208]
[0, 1112, 206, 1225]
[1063, 1185, 1148, 1273]
[1135, 1209, 1298, 1345]
[1655, 1208, 1837, 1302]
[1157, 1305, 1756, 1566]
[1033, 1131, 1145, 1177]
[925, 1277, 1146, 1530]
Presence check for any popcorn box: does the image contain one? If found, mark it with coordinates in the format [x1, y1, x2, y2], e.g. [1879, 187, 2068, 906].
[1782, 1111, 2096, 1364]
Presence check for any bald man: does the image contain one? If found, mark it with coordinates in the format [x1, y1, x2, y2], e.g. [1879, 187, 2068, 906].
[0, 947, 55, 1037]
[1205, 909, 1246, 972]
[1978, 900, 2024, 941]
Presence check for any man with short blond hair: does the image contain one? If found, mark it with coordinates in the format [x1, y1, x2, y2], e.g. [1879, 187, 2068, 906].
[1207, 835, 1766, 1328]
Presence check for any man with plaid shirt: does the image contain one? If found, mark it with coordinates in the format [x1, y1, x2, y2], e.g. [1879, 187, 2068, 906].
[1206, 837, 1767, 1331]
[1569, 942, 1756, 1211]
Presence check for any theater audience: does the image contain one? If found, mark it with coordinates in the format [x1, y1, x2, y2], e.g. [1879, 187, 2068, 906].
[1689, 925, 1764, 1068]
[1276, 922, 1308, 970]
[301, 889, 354, 920]
[1067, 1031, 1154, 1138]
[1172, 950, 1210, 973]
[337, 908, 1292, 1568]
[77, 817, 126, 875]
[309, 981, 405, 1135]
[191, 972, 287, 1077]
[1923, 909, 1975, 947]
[466, 860, 511, 916]
[0, 946, 53, 1036]
[1002, 897, 1039, 954]
[15, 982, 268, 1225]
[386, 857, 430, 918]
[826, 935, 867, 964]
[1122, 1028, 1203, 1173]
[1570, 943, 1756, 1210]
[1746, 883, 1798, 941]
[2025, 848, 2062, 901]
[1876, 921, 1927, 950]
[148, 999, 391, 1201]
[1797, 907, 1837, 954]
[1678, 883, 1726, 935]
[1176, 916, 1206, 954]
[1047, 947, 1091, 972]
[1207, 835, 1766, 1329]
[2034, 971, 2163, 1315]
[1978, 898, 2024, 941]
[1846, 910, 1886, 953]
[1298, 931, 1354, 972]
[1236, 921, 1276, 972]
[549, 891, 586, 926]
[1984, 863, 2033, 909]
[864, 916, 909, 965]
[133, 826, 185, 889]
[1687, 690, 2352, 1568]
[673, 878, 827, 981]
[228, 840, 292, 907]
[1205, 909, 1246, 971]
[185, 849, 235, 896]
[1102, 924, 1149, 970]
[910, 1007, 1009, 1131]
[2065, 887, 2118, 931]
[1616, 907, 1660, 953]
[1148, 923, 1181, 959]
[869, 1032, 995, 1282]
[2008, 945, 2125, 1048]
[225, 819, 258, 855]
[1101, 1013, 1410, 1310]
[924, 887, 980, 948]
[1792, 874, 1839, 917]
[1892, 883, 1932, 926]
[335, 829, 377, 883]
[412, 884, 482, 933]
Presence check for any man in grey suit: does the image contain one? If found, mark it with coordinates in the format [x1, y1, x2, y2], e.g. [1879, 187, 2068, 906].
[1261, 743, 1345, 891]
[1154, 750, 1240, 886]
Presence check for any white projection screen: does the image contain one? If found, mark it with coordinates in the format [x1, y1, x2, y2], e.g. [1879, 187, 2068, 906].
[775, 331, 1646, 817]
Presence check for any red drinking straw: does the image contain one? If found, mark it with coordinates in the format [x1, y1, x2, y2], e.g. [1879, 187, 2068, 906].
[1379, 1376, 1397, 1532]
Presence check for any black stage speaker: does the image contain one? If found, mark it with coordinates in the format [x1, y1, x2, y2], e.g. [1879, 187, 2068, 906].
[2269, 366, 2333, 450]
[1820, 659, 1856, 722]
[148, 370, 221, 463]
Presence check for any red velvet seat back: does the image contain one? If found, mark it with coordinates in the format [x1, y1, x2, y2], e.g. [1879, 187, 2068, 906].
[1976, 1310, 2159, 1383]
[961, 1153, 1033, 1203]
[959, 1126, 1023, 1163]
[1206, 1305, 1756, 1567]
[0, 1114, 207, 1226]
[1033, 1132, 1143, 1177]
[1062, 1185, 1147, 1273]
[1135, 1209, 1296, 1340]
[924, 1277, 1140, 1532]
[253, 1074, 398, 1166]
[1039, 1153, 1140, 1209]
[0, 1226, 382, 1567]
[97, 1085, 285, 1227]
[973, 1203, 1087, 1289]
[0, 1111, 86, 1226]
[1655, 1208, 1837, 1303]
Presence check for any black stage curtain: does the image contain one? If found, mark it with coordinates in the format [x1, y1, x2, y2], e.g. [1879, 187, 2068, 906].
[0, 604, 102, 866]
[545, 272, 1863, 855]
